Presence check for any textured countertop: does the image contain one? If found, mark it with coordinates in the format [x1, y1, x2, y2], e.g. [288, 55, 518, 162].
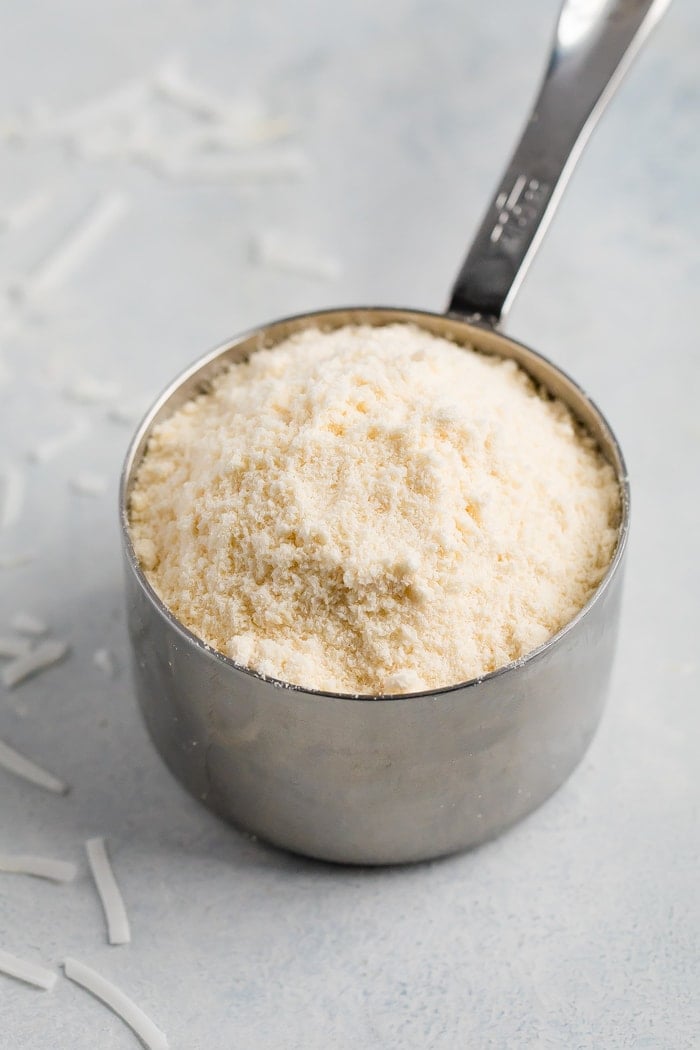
[1, 1, 698, 1047]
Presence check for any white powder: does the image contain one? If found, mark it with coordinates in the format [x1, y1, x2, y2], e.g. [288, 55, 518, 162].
[129, 323, 620, 694]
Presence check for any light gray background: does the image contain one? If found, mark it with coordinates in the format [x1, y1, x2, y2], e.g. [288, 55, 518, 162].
[1, 1, 698, 1047]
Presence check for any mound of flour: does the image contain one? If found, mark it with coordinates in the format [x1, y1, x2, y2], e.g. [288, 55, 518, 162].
[130, 323, 620, 694]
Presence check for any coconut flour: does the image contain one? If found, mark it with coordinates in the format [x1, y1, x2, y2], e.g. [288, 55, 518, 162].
[129, 323, 620, 693]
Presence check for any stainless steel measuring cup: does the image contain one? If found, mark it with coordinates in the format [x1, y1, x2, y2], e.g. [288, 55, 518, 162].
[120, 0, 667, 864]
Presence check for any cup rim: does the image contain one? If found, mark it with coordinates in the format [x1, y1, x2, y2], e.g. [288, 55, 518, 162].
[119, 305, 630, 703]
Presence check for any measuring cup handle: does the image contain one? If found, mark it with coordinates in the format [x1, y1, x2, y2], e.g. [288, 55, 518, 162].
[447, 0, 670, 327]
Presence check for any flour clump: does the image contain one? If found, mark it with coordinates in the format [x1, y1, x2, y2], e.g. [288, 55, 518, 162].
[129, 323, 620, 693]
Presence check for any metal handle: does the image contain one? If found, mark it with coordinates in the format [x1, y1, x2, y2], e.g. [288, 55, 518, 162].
[448, 0, 670, 326]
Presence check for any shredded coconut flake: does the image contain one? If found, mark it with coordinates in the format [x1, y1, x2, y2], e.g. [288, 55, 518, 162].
[168, 117, 294, 154]
[250, 230, 342, 281]
[107, 400, 149, 426]
[0, 190, 53, 234]
[64, 376, 121, 405]
[3, 59, 295, 185]
[0, 948, 56, 991]
[29, 417, 89, 463]
[0, 737, 68, 794]
[0, 636, 31, 658]
[64, 957, 168, 1049]
[154, 55, 259, 127]
[93, 648, 116, 677]
[0, 852, 77, 882]
[1, 639, 69, 689]
[86, 837, 131, 945]
[26, 192, 129, 295]
[10, 611, 48, 636]
[158, 145, 309, 182]
[70, 472, 108, 497]
[152, 57, 293, 145]
[41, 79, 150, 138]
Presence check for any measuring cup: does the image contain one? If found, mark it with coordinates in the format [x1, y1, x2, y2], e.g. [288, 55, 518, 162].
[120, 0, 667, 864]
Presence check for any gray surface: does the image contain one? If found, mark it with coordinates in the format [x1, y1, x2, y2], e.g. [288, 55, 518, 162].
[0, 1, 698, 1047]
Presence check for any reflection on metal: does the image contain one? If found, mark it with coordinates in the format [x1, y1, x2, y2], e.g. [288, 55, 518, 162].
[558, 0, 611, 50]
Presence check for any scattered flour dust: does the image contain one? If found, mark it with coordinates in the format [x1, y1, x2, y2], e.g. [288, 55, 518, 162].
[129, 323, 620, 694]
